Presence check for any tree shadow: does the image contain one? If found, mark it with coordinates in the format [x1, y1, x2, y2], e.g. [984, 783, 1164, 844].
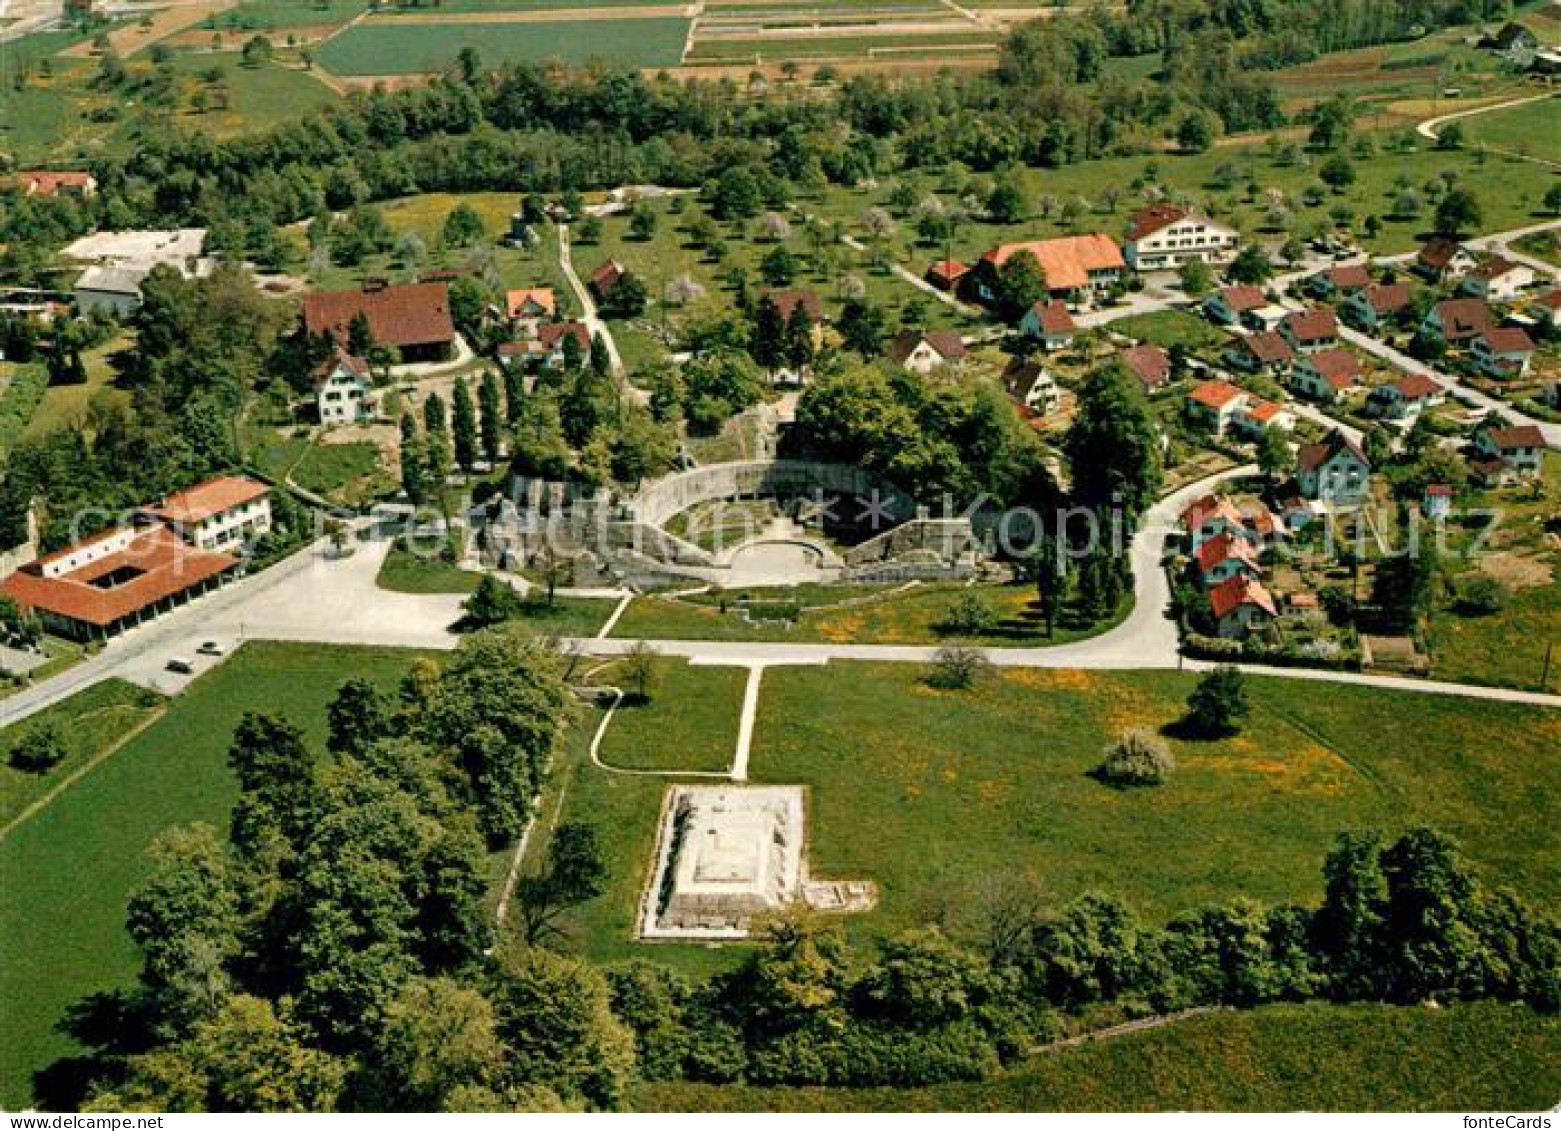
[32, 989, 157, 1110]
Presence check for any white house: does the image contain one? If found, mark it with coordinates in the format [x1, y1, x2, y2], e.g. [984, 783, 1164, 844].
[1122, 205, 1240, 270]
[887, 329, 967, 375]
[1416, 237, 1480, 283]
[1297, 431, 1372, 505]
[1185, 380, 1246, 436]
[1473, 424, 1546, 481]
[139, 475, 273, 552]
[314, 350, 375, 427]
[1462, 256, 1537, 301]
[1002, 361, 1061, 416]
[1366, 373, 1443, 421]
[1281, 308, 1340, 354]
[1231, 397, 1293, 441]
[1288, 348, 1360, 404]
[1471, 327, 1536, 378]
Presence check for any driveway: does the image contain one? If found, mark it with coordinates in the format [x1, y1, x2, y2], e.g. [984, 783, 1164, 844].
[557, 223, 626, 378]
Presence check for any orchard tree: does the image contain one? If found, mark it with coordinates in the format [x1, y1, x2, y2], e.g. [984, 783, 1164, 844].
[1185, 665, 1249, 737]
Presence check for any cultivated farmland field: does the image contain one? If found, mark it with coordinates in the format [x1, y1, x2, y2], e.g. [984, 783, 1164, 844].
[314, 16, 692, 73]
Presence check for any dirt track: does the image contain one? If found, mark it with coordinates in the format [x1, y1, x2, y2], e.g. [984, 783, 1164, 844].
[58, 0, 236, 58]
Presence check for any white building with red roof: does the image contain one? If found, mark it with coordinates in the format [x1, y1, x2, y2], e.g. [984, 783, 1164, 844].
[1473, 424, 1547, 481]
[314, 349, 375, 427]
[1471, 326, 1536, 378]
[1367, 373, 1444, 421]
[1289, 347, 1361, 404]
[1121, 205, 1239, 270]
[138, 475, 273, 552]
[1203, 284, 1266, 325]
[1209, 575, 1278, 639]
[967, 233, 1125, 307]
[1018, 299, 1077, 349]
[1185, 380, 1246, 435]
[1195, 531, 1262, 587]
[1461, 256, 1537, 301]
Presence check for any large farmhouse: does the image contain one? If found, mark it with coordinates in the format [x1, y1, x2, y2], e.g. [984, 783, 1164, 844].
[964, 233, 1125, 308]
[302, 281, 457, 363]
[1121, 205, 1239, 270]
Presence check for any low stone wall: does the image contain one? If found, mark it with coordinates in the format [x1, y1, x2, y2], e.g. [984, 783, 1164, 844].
[631, 460, 916, 529]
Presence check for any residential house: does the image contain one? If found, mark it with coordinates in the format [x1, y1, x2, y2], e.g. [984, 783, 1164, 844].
[1243, 303, 1290, 333]
[1421, 297, 1494, 346]
[1367, 373, 1443, 421]
[139, 475, 273, 552]
[925, 259, 970, 291]
[314, 350, 375, 427]
[1489, 20, 1541, 65]
[534, 321, 592, 369]
[1209, 575, 1278, 640]
[1231, 397, 1293, 441]
[1471, 326, 1536, 378]
[965, 234, 1125, 307]
[1473, 424, 1546, 482]
[1121, 205, 1240, 270]
[589, 259, 626, 301]
[1002, 361, 1061, 416]
[74, 265, 150, 318]
[1461, 256, 1536, 301]
[1181, 493, 1252, 551]
[302, 281, 456, 363]
[764, 287, 827, 351]
[1280, 308, 1340, 353]
[1415, 236, 1479, 283]
[1289, 347, 1360, 403]
[1018, 299, 1077, 349]
[1341, 282, 1413, 331]
[1204, 284, 1266, 325]
[887, 329, 967, 375]
[9, 171, 97, 198]
[1121, 343, 1173, 393]
[1308, 263, 1372, 298]
[1225, 330, 1293, 375]
[1296, 430, 1372, 505]
[1195, 531, 1262, 587]
[1185, 380, 1246, 435]
[505, 288, 556, 337]
[1422, 484, 1454, 521]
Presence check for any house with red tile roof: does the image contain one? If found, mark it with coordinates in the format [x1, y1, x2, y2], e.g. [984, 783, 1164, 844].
[1471, 326, 1536, 378]
[505, 287, 556, 327]
[1421, 297, 1495, 345]
[1415, 236, 1479, 282]
[302, 281, 456, 363]
[1289, 347, 1360, 403]
[139, 475, 273, 552]
[1203, 284, 1267, 325]
[9, 171, 97, 199]
[1225, 330, 1293, 375]
[1181, 493, 1251, 551]
[1018, 299, 1077, 349]
[1195, 531, 1261, 587]
[1185, 379, 1246, 435]
[1208, 575, 1278, 639]
[0, 524, 239, 642]
[964, 233, 1125, 307]
[1121, 343, 1172, 393]
[1461, 256, 1536, 301]
[925, 259, 969, 291]
[763, 287, 825, 324]
[1121, 205, 1239, 270]
[536, 321, 592, 369]
[1341, 282, 1414, 331]
[1473, 423, 1547, 482]
[1366, 373, 1443, 421]
[589, 259, 626, 300]
[1308, 263, 1372, 298]
[1280, 308, 1339, 353]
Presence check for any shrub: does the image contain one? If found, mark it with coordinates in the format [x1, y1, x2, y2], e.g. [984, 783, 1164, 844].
[926, 644, 991, 690]
[1096, 728, 1175, 787]
[1455, 574, 1504, 616]
[938, 591, 998, 637]
[9, 722, 67, 774]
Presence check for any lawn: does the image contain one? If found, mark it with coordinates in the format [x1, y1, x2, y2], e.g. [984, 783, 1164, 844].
[633, 1001, 1560, 1111]
[743, 665, 1560, 942]
[315, 18, 692, 75]
[591, 656, 746, 773]
[610, 582, 1128, 646]
[1110, 309, 1228, 353]
[289, 437, 395, 503]
[376, 540, 483, 594]
[0, 680, 164, 830]
[1457, 96, 1561, 163]
[209, 0, 367, 32]
[1429, 577, 1561, 694]
[23, 337, 134, 442]
[0, 643, 429, 1110]
[162, 54, 341, 139]
[683, 32, 999, 63]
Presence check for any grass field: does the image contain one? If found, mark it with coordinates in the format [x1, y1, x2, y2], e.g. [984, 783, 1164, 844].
[591, 656, 746, 773]
[610, 582, 1128, 646]
[683, 32, 999, 63]
[529, 661, 1560, 975]
[0, 643, 429, 1110]
[315, 18, 691, 75]
[288, 437, 394, 502]
[376, 541, 484, 593]
[23, 338, 134, 442]
[1457, 95, 1561, 163]
[0, 680, 164, 829]
[1109, 310, 1228, 352]
[633, 1001, 1560, 1111]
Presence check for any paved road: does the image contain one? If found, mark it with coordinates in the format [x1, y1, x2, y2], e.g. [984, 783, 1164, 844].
[1416, 92, 1560, 169]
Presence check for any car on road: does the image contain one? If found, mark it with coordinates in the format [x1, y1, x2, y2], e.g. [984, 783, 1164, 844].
[197, 641, 226, 657]
[165, 657, 196, 674]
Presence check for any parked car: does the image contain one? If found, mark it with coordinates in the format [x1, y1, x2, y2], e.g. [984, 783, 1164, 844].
[166, 657, 195, 674]
[197, 641, 226, 657]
